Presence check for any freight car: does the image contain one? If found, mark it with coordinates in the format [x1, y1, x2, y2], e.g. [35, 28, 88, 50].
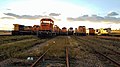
[89, 28, 95, 35]
[68, 27, 74, 35]
[75, 26, 86, 36]
[109, 30, 120, 36]
[60, 27, 68, 35]
[37, 18, 55, 37]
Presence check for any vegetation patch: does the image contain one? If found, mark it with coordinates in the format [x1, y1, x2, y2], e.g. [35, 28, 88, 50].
[0, 36, 47, 61]
[0, 35, 38, 45]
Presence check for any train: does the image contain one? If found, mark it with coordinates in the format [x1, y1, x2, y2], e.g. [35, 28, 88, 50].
[12, 18, 61, 38]
[12, 18, 120, 37]
[12, 24, 32, 35]
[60, 27, 68, 35]
[74, 26, 86, 36]
[88, 28, 95, 35]
[32, 25, 40, 35]
[68, 27, 74, 35]
[37, 18, 55, 38]
[96, 28, 120, 36]
[53, 25, 61, 36]
[109, 30, 120, 36]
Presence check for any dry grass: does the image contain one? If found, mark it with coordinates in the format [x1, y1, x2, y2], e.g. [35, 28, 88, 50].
[0, 35, 47, 60]
[0, 35, 37, 45]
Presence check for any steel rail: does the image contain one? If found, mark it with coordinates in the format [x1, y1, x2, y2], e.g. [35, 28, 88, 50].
[101, 46, 120, 55]
[30, 46, 52, 67]
[95, 50, 120, 67]
[66, 47, 70, 67]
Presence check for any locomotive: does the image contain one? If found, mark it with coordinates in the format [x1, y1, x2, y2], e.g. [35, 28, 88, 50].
[96, 28, 111, 35]
[88, 28, 95, 35]
[68, 27, 74, 35]
[37, 18, 55, 38]
[74, 26, 86, 36]
[53, 25, 61, 36]
[60, 27, 68, 35]
[12, 24, 32, 35]
[32, 25, 40, 35]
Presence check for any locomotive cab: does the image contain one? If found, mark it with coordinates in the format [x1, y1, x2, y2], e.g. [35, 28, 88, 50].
[40, 18, 54, 32]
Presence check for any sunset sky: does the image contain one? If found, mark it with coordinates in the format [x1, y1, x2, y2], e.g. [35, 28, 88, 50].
[0, 0, 120, 30]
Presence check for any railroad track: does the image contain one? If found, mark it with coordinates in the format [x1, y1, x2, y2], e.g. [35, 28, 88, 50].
[78, 36, 120, 56]
[30, 46, 70, 67]
[30, 45, 52, 67]
[0, 36, 71, 67]
[0, 37, 56, 67]
[78, 36, 120, 55]
[30, 37, 70, 67]
[88, 36, 120, 48]
[73, 36, 120, 67]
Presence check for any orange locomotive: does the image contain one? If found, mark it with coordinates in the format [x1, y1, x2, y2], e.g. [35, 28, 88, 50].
[68, 27, 74, 35]
[37, 18, 55, 37]
[75, 26, 86, 36]
[40, 18, 54, 31]
[60, 27, 68, 35]
[32, 25, 40, 35]
[89, 28, 95, 35]
[54, 25, 61, 35]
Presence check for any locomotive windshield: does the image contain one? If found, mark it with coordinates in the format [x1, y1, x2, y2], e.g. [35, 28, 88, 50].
[41, 21, 53, 24]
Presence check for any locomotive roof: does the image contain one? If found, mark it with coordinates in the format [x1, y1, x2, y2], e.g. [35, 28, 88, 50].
[40, 18, 54, 22]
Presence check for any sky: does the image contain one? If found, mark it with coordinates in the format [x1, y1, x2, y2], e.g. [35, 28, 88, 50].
[0, 0, 120, 30]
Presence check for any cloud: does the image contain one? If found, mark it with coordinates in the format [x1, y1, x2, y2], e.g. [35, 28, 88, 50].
[67, 15, 104, 22]
[4, 13, 42, 19]
[67, 15, 120, 23]
[6, 9, 11, 10]
[49, 13, 61, 16]
[3, 13, 61, 21]
[104, 16, 120, 23]
[1, 17, 15, 19]
[107, 12, 119, 16]
[4, 13, 20, 18]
